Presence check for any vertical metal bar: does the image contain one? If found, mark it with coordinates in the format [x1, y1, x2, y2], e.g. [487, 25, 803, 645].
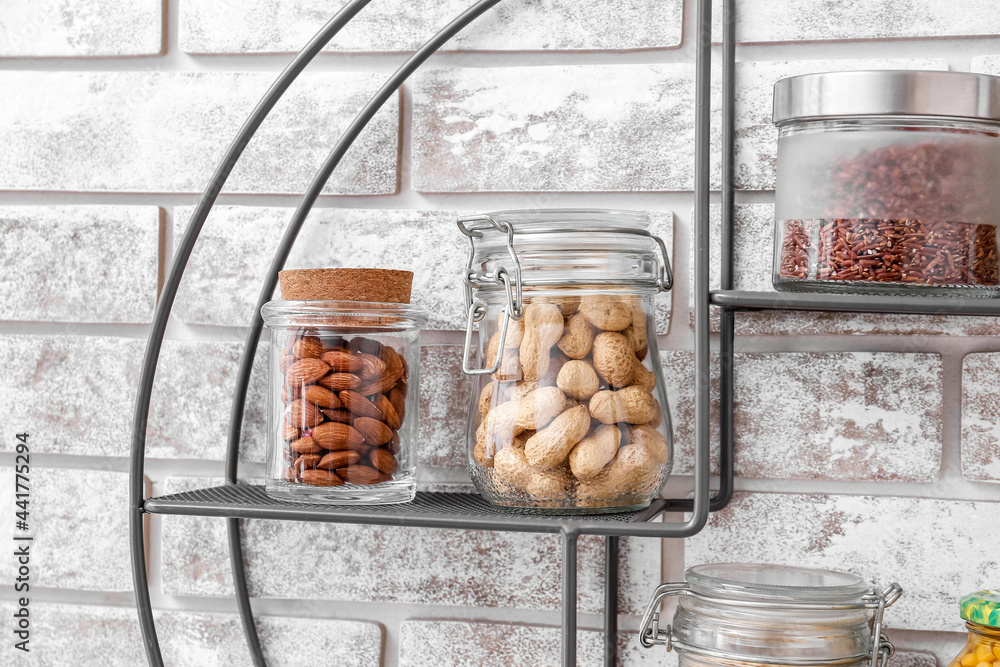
[691, 0, 714, 531]
[562, 530, 579, 667]
[714, 0, 737, 513]
[128, 4, 375, 666]
[228, 521, 264, 666]
[604, 535, 619, 666]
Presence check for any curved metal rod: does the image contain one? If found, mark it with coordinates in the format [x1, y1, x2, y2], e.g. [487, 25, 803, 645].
[128, 2, 376, 665]
[221, 1, 503, 664]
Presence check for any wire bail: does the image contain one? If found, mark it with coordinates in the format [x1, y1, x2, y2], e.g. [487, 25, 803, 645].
[458, 215, 524, 375]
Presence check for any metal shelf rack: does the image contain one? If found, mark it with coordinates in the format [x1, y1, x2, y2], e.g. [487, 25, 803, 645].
[128, 0, 736, 665]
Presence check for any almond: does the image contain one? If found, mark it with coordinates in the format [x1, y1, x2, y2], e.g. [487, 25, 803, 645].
[356, 353, 387, 379]
[279, 355, 297, 374]
[293, 454, 322, 471]
[372, 394, 402, 430]
[320, 408, 353, 424]
[316, 450, 361, 470]
[381, 345, 404, 373]
[300, 469, 344, 487]
[292, 336, 325, 359]
[340, 390, 385, 419]
[311, 421, 364, 450]
[303, 384, 341, 409]
[369, 448, 399, 476]
[387, 431, 401, 455]
[357, 367, 404, 396]
[317, 372, 362, 391]
[338, 465, 383, 485]
[321, 349, 363, 373]
[354, 417, 393, 446]
[349, 337, 384, 357]
[282, 467, 298, 483]
[323, 337, 349, 351]
[388, 386, 406, 421]
[285, 358, 330, 385]
[284, 399, 324, 428]
[280, 423, 301, 441]
[289, 435, 323, 455]
[282, 383, 304, 399]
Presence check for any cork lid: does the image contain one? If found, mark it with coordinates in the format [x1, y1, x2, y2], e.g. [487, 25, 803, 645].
[278, 268, 413, 303]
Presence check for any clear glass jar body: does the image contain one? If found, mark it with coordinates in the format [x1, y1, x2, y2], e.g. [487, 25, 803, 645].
[670, 564, 883, 667]
[948, 624, 1000, 667]
[773, 117, 1000, 296]
[262, 301, 425, 505]
[462, 209, 674, 513]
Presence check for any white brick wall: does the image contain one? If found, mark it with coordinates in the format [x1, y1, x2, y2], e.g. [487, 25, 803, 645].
[3, 1, 999, 665]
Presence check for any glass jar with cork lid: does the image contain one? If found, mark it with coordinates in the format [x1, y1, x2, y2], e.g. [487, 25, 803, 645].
[262, 268, 426, 505]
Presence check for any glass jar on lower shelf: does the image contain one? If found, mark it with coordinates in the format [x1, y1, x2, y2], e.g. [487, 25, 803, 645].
[458, 209, 675, 513]
[949, 592, 1000, 667]
[262, 301, 425, 505]
[640, 564, 903, 667]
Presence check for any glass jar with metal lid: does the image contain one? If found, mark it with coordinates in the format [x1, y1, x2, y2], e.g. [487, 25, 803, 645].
[771, 70, 1000, 296]
[948, 591, 1000, 667]
[640, 563, 903, 667]
[457, 209, 674, 512]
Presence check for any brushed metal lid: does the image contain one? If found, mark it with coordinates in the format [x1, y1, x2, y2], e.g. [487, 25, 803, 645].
[773, 70, 1000, 124]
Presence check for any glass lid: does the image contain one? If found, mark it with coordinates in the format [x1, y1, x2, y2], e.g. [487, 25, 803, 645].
[459, 208, 671, 291]
[687, 563, 871, 603]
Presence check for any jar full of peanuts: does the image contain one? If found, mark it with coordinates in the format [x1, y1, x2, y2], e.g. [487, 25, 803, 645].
[948, 591, 1000, 667]
[262, 269, 426, 505]
[458, 209, 674, 512]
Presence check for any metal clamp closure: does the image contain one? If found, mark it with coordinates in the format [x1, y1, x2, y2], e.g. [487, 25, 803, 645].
[456, 213, 675, 375]
[458, 215, 524, 375]
[639, 582, 903, 667]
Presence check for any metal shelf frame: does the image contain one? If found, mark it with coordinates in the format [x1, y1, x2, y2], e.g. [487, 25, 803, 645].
[127, 0, 736, 665]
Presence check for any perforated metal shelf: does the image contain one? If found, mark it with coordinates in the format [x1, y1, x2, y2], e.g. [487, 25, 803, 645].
[143, 486, 670, 535]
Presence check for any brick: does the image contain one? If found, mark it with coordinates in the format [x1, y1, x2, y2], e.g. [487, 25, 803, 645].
[419, 345, 475, 468]
[0, 0, 162, 56]
[0, 469, 133, 592]
[0, 335, 143, 456]
[720, 59, 947, 192]
[665, 351, 943, 482]
[173, 206, 673, 331]
[413, 65, 695, 193]
[399, 621, 659, 666]
[0, 72, 398, 195]
[0, 206, 159, 324]
[0, 602, 381, 667]
[160, 479, 660, 615]
[692, 203, 1000, 335]
[973, 56, 1000, 75]
[180, 0, 682, 53]
[712, 0, 1000, 44]
[146, 340, 267, 462]
[686, 492, 1000, 632]
[961, 354, 1000, 482]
